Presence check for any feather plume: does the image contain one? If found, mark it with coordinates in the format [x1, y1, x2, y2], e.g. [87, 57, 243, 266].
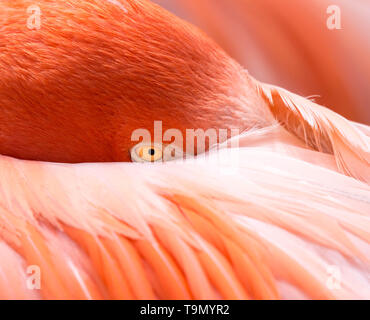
[253, 78, 370, 183]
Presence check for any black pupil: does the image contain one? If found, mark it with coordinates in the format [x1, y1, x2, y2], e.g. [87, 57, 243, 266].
[148, 148, 155, 156]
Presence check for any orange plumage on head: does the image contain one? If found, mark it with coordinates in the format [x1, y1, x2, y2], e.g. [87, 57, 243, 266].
[0, 0, 273, 163]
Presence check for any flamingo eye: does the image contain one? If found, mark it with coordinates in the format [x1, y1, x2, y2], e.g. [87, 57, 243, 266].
[131, 142, 186, 163]
[130, 143, 163, 163]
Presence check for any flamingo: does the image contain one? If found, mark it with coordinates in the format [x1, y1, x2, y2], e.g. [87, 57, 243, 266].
[0, 0, 369, 300]
[155, 0, 370, 124]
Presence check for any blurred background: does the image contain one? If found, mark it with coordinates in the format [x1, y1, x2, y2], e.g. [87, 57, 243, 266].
[153, 0, 370, 124]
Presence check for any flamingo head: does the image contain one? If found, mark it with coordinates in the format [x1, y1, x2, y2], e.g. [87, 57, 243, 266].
[0, 0, 272, 163]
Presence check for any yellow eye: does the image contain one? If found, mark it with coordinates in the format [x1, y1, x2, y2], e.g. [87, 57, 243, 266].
[131, 143, 163, 162]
